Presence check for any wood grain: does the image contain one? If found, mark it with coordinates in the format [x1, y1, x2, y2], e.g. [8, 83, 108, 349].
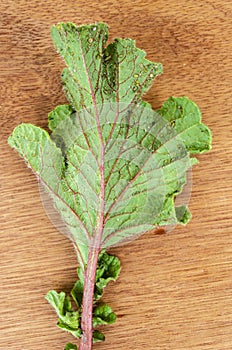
[1, 1, 232, 349]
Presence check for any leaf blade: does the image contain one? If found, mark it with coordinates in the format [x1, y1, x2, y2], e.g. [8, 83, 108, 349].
[8, 23, 212, 262]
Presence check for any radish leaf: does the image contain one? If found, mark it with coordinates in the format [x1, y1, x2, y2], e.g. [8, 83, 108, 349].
[8, 22, 212, 349]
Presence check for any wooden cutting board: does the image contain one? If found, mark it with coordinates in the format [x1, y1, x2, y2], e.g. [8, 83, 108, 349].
[1, 1, 231, 349]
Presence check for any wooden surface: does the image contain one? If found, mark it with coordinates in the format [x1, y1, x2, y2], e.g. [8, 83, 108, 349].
[1, 1, 232, 349]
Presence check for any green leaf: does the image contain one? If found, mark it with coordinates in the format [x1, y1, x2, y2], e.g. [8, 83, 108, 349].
[93, 304, 117, 327]
[45, 290, 68, 316]
[8, 21, 212, 349]
[71, 251, 121, 306]
[8, 121, 90, 265]
[51, 22, 108, 110]
[71, 278, 83, 307]
[8, 124, 64, 178]
[51, 22, 162, 111]
[95, 251, 121, 300]
[157, 97, 212, 154]
[46, 252, 118, 344]
[8, 23, 211, 264]
[45, 290, 81, 337]
[64, 343, 78, 350]
[48, 104, 75, 131]
[175, 205, 192, 224]
[57, 321, 81, 338]
[96, 251, 121, 282]
[93, 330, 105, 343]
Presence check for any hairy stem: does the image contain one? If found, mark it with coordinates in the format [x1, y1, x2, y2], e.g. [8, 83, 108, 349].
[79, 245, 100, 350]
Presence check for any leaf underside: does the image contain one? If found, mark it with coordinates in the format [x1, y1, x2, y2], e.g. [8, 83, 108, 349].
[8, 22, 212, 266]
